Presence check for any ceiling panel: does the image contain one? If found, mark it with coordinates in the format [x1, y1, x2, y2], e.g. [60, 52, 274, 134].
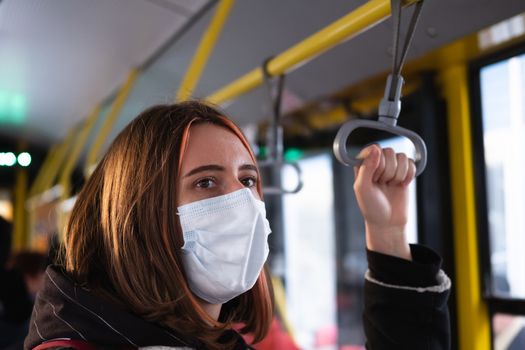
[1, 0, 525, 147]
[0, 0, 211, 144]
[113, 0, 525, 132]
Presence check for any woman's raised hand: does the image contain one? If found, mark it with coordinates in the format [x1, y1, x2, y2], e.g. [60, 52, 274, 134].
[353, 144, 416, 261]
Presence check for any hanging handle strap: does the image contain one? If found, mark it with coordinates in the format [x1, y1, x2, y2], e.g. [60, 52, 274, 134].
[262, 56, 285, 163]
[260, 57, 303, 195]
[333, 0, 427, 176]
[382, 0, 424, 120]
[332, 119, 427, 176]
[391, 0, 424, 77]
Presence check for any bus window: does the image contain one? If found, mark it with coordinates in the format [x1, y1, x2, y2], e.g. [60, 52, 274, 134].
[475, 48, 525, 350]
[282, 152, 337, 349]
[480, 53, 525, 299]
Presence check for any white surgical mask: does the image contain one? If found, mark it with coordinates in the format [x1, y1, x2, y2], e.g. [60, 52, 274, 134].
[177, 188, 271, 304]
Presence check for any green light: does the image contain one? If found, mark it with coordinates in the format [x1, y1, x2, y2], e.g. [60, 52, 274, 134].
[11, 94, 27, 124]
[284, 148, 303, 162]
[17, 152, 31, 167]
[258, 146, 267, 159]
[0, 152, 16, 166]
[0, 91, 27, 125]
[0, 91, 8, 122]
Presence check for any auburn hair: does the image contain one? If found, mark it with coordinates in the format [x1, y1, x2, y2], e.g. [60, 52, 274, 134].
[63, 101, 274, 349]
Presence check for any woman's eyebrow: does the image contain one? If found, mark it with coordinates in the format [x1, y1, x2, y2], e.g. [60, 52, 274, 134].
[184, 164, 225, 177]
[239, 164, 258, 173]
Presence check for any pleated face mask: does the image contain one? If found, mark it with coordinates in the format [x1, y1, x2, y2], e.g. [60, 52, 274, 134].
[177, 188, 272, 304]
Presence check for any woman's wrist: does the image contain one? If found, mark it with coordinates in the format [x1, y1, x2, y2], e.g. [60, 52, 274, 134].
[365, 223, 412, 261]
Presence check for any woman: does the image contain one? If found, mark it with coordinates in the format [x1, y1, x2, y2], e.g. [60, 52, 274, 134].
[24, 101, 450, 350]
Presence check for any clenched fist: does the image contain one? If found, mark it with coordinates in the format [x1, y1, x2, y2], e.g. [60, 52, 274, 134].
[353, 144, 416, 261]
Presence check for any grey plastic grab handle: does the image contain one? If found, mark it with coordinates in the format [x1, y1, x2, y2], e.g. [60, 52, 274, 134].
[333, 119, 427, 176]
[258, 160, 304, 195]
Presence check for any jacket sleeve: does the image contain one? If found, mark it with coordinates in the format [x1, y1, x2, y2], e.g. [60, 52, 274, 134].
[363, 244, 451, 350]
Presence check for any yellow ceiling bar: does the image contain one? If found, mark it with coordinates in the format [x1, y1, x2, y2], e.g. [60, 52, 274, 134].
[58, 105, 101, 200]
[207, 0, 419, 104]
[85, 69, 139, 175]
[441, 60, 490, 350]
[176, 0, 235, 102]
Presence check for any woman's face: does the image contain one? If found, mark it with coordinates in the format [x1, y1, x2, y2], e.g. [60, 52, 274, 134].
[177, 123, 260, 206]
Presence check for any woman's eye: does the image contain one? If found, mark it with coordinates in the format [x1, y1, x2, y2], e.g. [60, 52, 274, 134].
[241, 177, 257, 188]
[195, 178, 215, 189]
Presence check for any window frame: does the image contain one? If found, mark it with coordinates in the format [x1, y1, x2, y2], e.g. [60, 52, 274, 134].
[469, 41, 525, 317]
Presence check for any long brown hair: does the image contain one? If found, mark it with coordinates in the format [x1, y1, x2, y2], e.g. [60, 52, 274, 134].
[63, 101, 274, 348]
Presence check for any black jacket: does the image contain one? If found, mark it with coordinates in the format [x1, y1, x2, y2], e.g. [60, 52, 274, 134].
[25, 244, 450, 350]
[364, 244, 451, 349]
[23, 267, 250, 350]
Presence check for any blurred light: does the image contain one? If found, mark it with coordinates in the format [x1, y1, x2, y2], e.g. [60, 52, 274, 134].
[284, 148, 304, 162]
[17, 152, 31, 167]
[258, 146, 267, 159]
[0, 200, 13, 221]
[11, 94, 27, 124]
[0, 90, 27, 125]
[0, 152, 16, 166]
[0, 91, 8, 122]
[478, 13, 525, 50]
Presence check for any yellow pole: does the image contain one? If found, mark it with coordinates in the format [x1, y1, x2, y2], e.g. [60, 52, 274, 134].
[271, 275, 297, 344]
[13, 153, 28, 251]
[27, 142, 60, 251]
[29, 143, 59, 198]
[207, 0, 419, 104]
[26, 136, 72, 249]
[58, 105, 100, 201]
[441, 64, 491, 350]
[176, 0, 235, 102]
[85, 69, 139, 175]
[56, 106, 101, 235]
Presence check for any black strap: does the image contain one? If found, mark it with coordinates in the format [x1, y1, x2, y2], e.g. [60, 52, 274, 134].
[388, 0, 424, 100]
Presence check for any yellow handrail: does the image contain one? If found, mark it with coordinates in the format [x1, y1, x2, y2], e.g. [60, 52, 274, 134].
[29, 143, 59, 198]
[58, 105, 100, 200]
[207, 0, 419, 105]
[176, 0, 235, 102]
[39, 127, 79, 194]
[84, 69, 139, 175]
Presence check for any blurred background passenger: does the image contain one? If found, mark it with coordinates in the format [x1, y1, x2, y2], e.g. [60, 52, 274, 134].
[0, 216, 46, 350]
